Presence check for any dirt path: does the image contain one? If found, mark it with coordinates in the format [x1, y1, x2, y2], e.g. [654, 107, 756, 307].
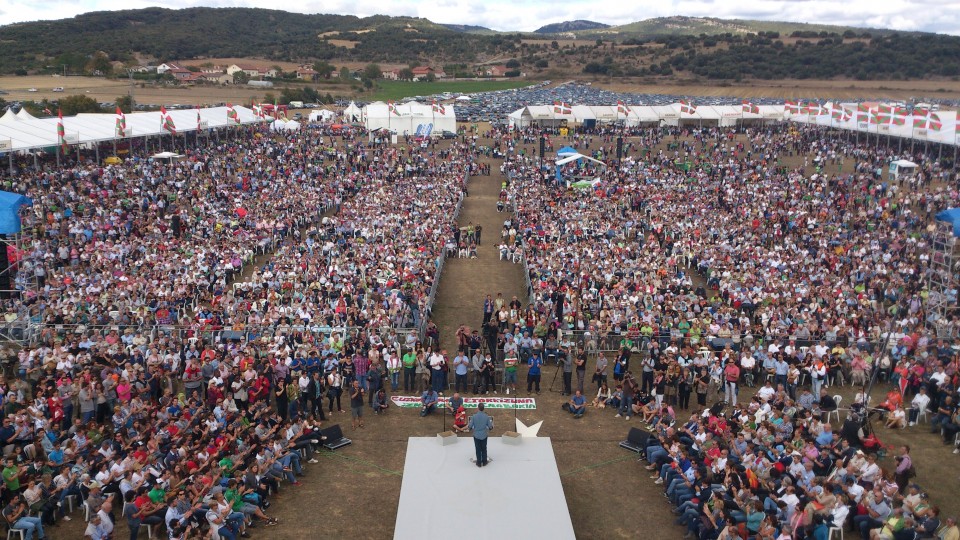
[430, 157, 528, 350]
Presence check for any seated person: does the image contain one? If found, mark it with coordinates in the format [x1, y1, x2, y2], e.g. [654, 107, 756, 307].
[372, 389, 389, 414]
[593, 383, 611, 408]
[452, 406, 469, 433]
[567, 390, 586, 418]
[420, 389, 438, 417]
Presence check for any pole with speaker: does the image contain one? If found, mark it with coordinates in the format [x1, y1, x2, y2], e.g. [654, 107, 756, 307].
[616, 136, 623, 166]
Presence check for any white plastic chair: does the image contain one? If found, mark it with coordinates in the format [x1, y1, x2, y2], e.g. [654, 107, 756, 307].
[828, 526, 844, 540]
[829, 395, 843, 424]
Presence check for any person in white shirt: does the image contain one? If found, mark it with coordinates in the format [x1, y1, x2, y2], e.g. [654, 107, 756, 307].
[907, 387, 931, 426]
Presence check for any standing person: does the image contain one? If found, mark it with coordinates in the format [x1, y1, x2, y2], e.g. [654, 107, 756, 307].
[349, 380, 364, 429]
[575, 347, 587, 394]
[640, 354, 655, 395]
[893, 446, 912, 494]
[482, 294, 494, 325]
[402, 348, 417, 393]
[386, 351, 401, 392]
[480, 353, 496, 395]
[561, 351, 573, 396]
[527, 352, 543, 395]
[326, 370, 343, 414]
[453, 350, 470, 393]
[594, 351, 608, 390]
[502, 352, 518, 395]
[617, 371, 637, 420]
[468, 403, 494, 468]
[723, 359, 740, 406]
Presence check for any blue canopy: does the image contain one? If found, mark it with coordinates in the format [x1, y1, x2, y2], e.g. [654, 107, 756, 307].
[557, 146, 577, 157]
[936, 208, 960, 237]
[0, 191, 31, 234]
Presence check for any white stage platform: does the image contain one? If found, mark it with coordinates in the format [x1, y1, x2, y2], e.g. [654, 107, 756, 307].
[394, 436, 575, 540]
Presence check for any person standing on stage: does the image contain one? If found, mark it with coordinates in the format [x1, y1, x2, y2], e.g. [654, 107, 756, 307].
[468, 403, 494, 467]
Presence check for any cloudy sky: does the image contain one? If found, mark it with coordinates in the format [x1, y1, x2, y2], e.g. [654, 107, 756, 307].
[3, 0, 959, 35]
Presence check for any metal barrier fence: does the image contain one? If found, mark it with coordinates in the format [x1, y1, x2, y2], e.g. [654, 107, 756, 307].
[25, 321, 420, 352]
[416, 172, 468, 340]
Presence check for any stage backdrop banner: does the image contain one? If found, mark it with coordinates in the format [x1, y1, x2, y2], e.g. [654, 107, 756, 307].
[391, 396, 537, 410]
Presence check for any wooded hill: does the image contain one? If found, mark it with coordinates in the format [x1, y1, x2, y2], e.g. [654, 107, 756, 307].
[1, 8, 958, 81]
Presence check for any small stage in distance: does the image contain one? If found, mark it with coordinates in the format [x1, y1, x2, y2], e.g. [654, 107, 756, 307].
[394, 437, 575, 540]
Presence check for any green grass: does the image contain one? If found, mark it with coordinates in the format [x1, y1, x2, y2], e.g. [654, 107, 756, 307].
[364, 80, 531, 102]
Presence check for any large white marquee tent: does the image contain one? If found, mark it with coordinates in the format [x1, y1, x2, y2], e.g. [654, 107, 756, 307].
[0, 105, 263, 152]
[363, 101, 456, 136]
[506, 102, 960, 146]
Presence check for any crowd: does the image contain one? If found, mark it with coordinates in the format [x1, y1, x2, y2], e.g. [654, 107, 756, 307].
[0, 120, 475, 539]
[481, 121, 960, 540]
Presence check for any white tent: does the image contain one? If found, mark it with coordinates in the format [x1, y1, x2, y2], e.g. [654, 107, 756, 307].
[342, 102, 363, 123]
[308, 110, 335, 123]
[556, 153, 606, 166]
[363, 101, 456, 136]
[0, 105, 263, 152]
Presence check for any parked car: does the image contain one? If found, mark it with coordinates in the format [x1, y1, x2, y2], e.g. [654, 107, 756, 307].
[52, 87, 64, 92]
[440, 130, 457, 139]
[27, 88, 37, 92]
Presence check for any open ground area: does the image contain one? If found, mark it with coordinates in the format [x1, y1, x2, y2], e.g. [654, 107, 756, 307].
[5, 111, 960, 540]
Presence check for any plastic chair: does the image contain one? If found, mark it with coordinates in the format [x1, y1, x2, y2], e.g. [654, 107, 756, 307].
[829, 526, 844, 540]
[5, 525, 24, 540]
[829, 395, 843, 424]
[916, 408, 929, 424]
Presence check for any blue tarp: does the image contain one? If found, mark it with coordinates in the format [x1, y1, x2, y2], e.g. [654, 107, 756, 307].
[557, 146, 577, 157]
[936, 208, 960, 237]
[0, 191, 31, 234]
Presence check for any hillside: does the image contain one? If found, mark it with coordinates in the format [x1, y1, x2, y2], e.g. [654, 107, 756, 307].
[1, 8, 958, 82]
[534, 20, 610, 34]
[590, 16, 897, 38]
[0, 7, 510, 74]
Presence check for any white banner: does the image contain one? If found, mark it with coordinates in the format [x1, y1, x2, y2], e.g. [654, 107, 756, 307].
[0, 139, 11, 152]
[390, 396, 537, 410]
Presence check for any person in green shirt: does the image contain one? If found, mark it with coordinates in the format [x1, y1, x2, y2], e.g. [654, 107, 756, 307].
[402, 351, 417, 392]
[503, 354, 519, 395]
[147, 485, 166, 504]
[2, 458, 21, 493]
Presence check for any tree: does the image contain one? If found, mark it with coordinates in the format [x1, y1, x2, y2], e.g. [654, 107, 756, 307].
[339, 66, 351, 80]
[58, 95, 101, 115]
[398, 67, 414, 81]
[425, 72, 436, 82]
[232, 71, 250, 84]
[115, 95, 133, 113]
[362, 63, 382, 81]
[86, 52, 112, 76]
[313, 61, 335, 79]
[505, 59, 520, 68]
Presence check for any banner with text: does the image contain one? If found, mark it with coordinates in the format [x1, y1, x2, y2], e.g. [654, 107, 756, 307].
[390, 396, 537, 410]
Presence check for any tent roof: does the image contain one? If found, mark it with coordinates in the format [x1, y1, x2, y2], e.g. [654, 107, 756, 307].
[557, 146, 578, 157]
[557, 153, 606, 166]
[0, 105, 263, 152]
[0, 190, 32, 234]
[892, 159, 918, 168]
[936, 208, 960, 237]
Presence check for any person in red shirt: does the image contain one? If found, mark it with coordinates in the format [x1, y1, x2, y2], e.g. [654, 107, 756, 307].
[724, 361, 741, 406]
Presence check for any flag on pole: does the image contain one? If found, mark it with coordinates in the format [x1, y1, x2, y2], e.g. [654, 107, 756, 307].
[163, 112, 177, 135]
[785, 100, 799, 114]
[856, 103, 871, 123]
[160, 105, 167, 129]
[831, 104, 850, 121]
[196, 107, 202, 131]
[226, 103, 239, 124]
[911, 108, 929, 128]
[741, 100, 759, 114]
[432, 100, 445, 115]
[679, 99, 697, 115]
[553, 101, 571, 114]
[115, 106, 126, 138]
[388, 101, 400, 116]
[57, 109, 68, 154]
[876, 104, 893, 124]
[892, 107, 908, 126]
[252, 103, 263, 120]
[617, 100, 628, 115]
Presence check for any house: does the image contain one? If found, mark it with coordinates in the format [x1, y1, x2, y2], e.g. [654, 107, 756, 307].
[410, 66, 445, 80]
[156, 62, 182, 74]
[128, 65, 152, 73]
[226, 64, 268, 78]
[204, 73, 234, 85]
[381, 69, 400, 81]
[296, 68, 319, 81]
[157, 62, 193, 79]
[478, 65, 509, 77]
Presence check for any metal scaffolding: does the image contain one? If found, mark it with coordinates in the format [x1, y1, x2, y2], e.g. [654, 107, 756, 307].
[926, 220, 960, 338]
[0, 229, 39, 346]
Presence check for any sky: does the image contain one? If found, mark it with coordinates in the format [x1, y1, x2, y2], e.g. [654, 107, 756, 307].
[2, 0, 959, 35]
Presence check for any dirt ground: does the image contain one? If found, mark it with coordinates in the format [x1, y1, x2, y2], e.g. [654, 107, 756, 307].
[48, 132, 960, 540]
[5, 73, 960, 107]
